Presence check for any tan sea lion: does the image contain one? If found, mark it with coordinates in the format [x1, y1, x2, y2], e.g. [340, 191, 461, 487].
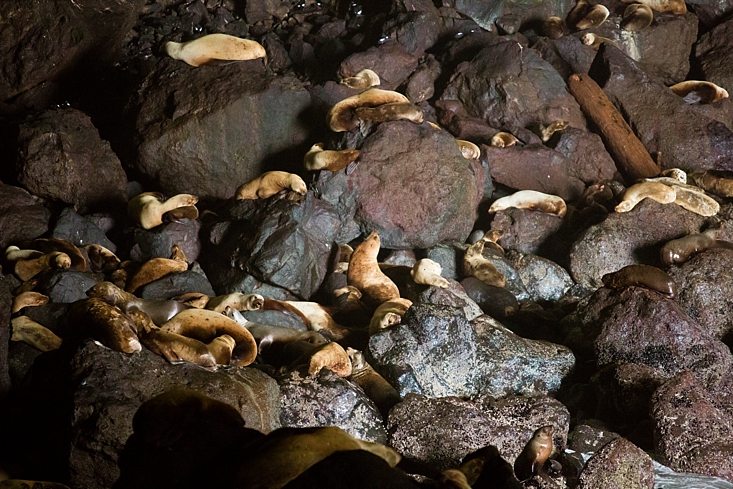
[303, 143, 360, 172]
[539, 120, 569, 141]
[621, 0, 686, 14]
[347, 231, 401, 306]
[581, 33, 618, 51]
[327, 88, 410, 132]
[513, 425, 554, 482]
[340, 68, 381, 89]
[67, 298, 142, 354]
[10, 316, 63, 352]
[306, 342, 352, 377]
[285, 301, 350, 340]
[347, 347, 401, 417]
[615, 181, 676, 212]
[410, 258, 450, 288]
[670, 185, 719, 217]
[669, 81, 729, 104]
[32, 238, 86, 271]
[234, 171, 307, 200]
[690, 170, 733, 197]
[542, 16, 567, 39]
[489, 190, 567, 217]
[368, 298, 413, 334]
[622, 3, 654, 31]
[205, 292, 265, 313]
[353, 102, 424, 125]
[164, 33, 266, 67]
[575, 4, 610, 29]
[602, 264, 677, 298]
[456, 139, 480, 159]
[174, 292, 211, 308]
[463, 240, 506, 287]
[128, 192, 199, 230]
[207, 334, 237, 365]
[11, 291, 49, 314]
[14, 251, 72, 281]
[83, 244, 121, 273]
[437, 469, 472, 489]
[490, 132, 520, 147]
[163, 205, 199, 223]
[566, 0, 591, 29]
[125, 245, 188, 293]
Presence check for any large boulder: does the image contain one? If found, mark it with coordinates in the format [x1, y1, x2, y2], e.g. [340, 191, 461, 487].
[0, 182, 50, 249]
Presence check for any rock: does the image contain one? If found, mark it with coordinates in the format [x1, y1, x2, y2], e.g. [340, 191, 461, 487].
[453, 0, 573, 32]
[688, 0, 733, 29]
[405, 55, 441, 103]
[33, 269, 99, 304]
[460, 277, 519, 319]
[405, 279, 484, 321]
[441, 40, 585, 136]
[568, 424, 621, 454]
[381, 10, 442, 57]
[337, 41, 419, 91]
[277, 368, 387, 444]
[472, 250, 530, 302]
[315, 121, 483, 249]
[578, 437, 655, 489]
[21, 339, 280, 489]
[506, 251, 574, 303]
[386, 393, 569, 472]
[591, 363, 666, 424]
[130, 219, 201, 264]
[589, 43, 733, 173]
[552, 127, 619, 185]
[51, 207, 117, 253]
[17, 108, 128, 213]
[128, 59, 311, 200]
[534, 35, 596, 81]
[568, 199, 705, 288]
[696, 17, 733, 102]
[137, 269, 215, 300]
[245, 0, 291, 23]
[0, 182, 50, 249]
[651, 371, 733, 482]
[0, 276, 12, 397]
[490, 208, 566, 258]
[426, 245, 460, 281]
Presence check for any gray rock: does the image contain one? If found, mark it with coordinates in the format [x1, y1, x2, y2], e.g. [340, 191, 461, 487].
[0, 275, 12, 397]
[696, 18, 733, 107]
[568, 424, 621, 454]
[473, 251, 530, 302]
[51, 207, 117, 252]
[460, 277, 519, 319]
[278, 368, 387, 444]
[688, 0, 733, 28]
[128, 59, 310, 200]
[490, 208, 566, 258]
[453, 0, 573, 32]
[408, 279, 484, 321]
[33, 269, 99, 304]
[578, 437, 655, 489]
[17, 108, 128, 213]
[507, 251, 574, 303]
[0, 182, 50, 250]
[386, 393, 569, 472]
[426, 244, 460, 281]
[130, 219, 201, 264]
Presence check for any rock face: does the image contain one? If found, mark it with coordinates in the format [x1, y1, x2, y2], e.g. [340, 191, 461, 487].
[0, 182, 50, 249]
[316, 120, 483, 249]
[128, 59, 311, 200]
[578, 437, 655, 489]
[696, 17, 733, 95]
[0, 277, 12, 397]
[22, 339, 280, 489]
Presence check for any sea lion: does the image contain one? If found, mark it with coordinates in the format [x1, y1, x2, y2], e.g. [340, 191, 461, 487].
[566, 0, 591, 29]
[83, 244, 121, 273]
[125, 245, 189, 293]
[463, 240, 506, 287]
[225, 306, 329, 349]
[539, 120, 569, 142]
[10, 316, 63, 351]
[11, 291, 49, 314]
[4, 245, 43, 262]
[489, 190, 567, 217]
[622, 3, 654, 31]
[581, 33, 618, 51]
[306, 342, 352, 377]
[205, 292, 265, 313]
[621, 0, 686, 14]
[128, 192, 199, 230]
[164, 33, 266, 67]
[303, 143, 360, 172]
[660, 229, 733, 265]
[575, 4, 610, 29]
[669, 81, 729, 104]
[689, 170, 733, 197]
[437, 469, 472, 489]
[87, 281, 192, 326]
[670, 185, 719, 217]
[235, 171, 307, 200]
[347, 347, 401, 417]
[174, 291, 211, 308]
[14, 251, 71, 281]
[602, 264, 677, 298]
[129, 309, 217, 370]
[353, 102, 424, 125]
[490, 132, 520, 147]
[615, 181, 677, 212]
[285, 301, 350, 340]
[347, 231, 401, 306]
[456, 139, 480, 159]
[542, 16, 567, 39]
[368, 298, 413, 334]
[513, 425, 554, 482]
[340, 68, 381, 89]
[67, 298, 142, 354]
[163, 205, 199, 223]
[32, 238, 86, 271]
[207, 334, 237, 365]
[410, 259, 450, 288]
[327, 88, 410, 132]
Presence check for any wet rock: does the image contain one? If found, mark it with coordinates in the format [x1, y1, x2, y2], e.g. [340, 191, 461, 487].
[33, 269, 99, 304]
[20, 302, 70, 337]
[591, 363, 666, 424]
[590, 43, 733, 173]
[383, 249, 416, 266]
[315, 121, 483, 249]
[51, 207, 117, 253]
[203, 194, 340, 299]
[130, 219, 201, 264]
[696, 18, 733, 101]
[578, 437, 655, 489]
[128, 59, 310, 200]
[552, 127, 619, 185]
[490, 208, 566, 258]
[507, 251, 574, 303]
[441, 40, 585, 136]
[651, 371, 733, 482]
[22, 339, 280, 489]
[0, 182, 50, 249]
[568, 199, 705, 288]
[668, 249, 733, 340]
[278, 368, 387, 444]
[137, 269, 215, 300]
[386, 393, 569, 472]
[245, 0, 291, 23]
[474, 251, 530, 302]
[337, 41, 419, 91]
[17, 108, 128, 213]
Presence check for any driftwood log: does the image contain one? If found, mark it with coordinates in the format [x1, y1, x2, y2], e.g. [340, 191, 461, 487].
[567, 73, 660, 183]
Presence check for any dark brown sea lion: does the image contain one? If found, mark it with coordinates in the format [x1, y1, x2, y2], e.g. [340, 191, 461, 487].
[602, 264, 677, 298]
[513, 425, 554, 482]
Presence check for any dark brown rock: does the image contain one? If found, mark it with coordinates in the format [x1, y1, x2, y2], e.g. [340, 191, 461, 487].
[552, 127, 619, 185]
[130, 219, 201, 264]
[337, 41, 419, 91]
[0, 182, 50, 249]
[688, 0, 733, 30]
[534, 35, 596, 81]
[382, 10, 442, 57]
[0, 275, 13, 397]
[245, 0, 292, 23]
[696, 17, 733, 99]
[405, 55, 441, 103]
[51, 207, 117, 253]
[490, 207, 566, 257]
[578, 437, 654, 489]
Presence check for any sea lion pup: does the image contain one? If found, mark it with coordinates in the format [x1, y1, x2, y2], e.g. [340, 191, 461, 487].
[669, 81, 729, 105]
[622, 3, 654, 31]
[205, 292, 265, 313]
[575, 4, 610, 29]
[353, 102, 424, 125]
[690, 170, 733, 197]
[490, 132, 520, 147]
[660, 229, 733, 265]
[621, 0, 686, 14]
[67, 298, 142, 354]
[368, 297, 413, 334]
[303, 143, 361, 172]
[160, 308, 258, 366]
[83, 244, 121, 273]
[10, 316, 63, 352]
[87, 281, 191, 325]
[542, 16, 567, 39]
[602, 264, 677, 298]
[32, 238, 86, 271]
[340, 68, 381, 89]
[164, 33, 266, 67]
[456, 139, 480, 159]
[11, 291, 49, 314]
[125, 245, 189, 293]
[410, 259, 450, 288]
[347, 347, 401, 417]
[514, 425, 554, 482]
[347, 231, 401, 306]
[538, 120, 569, 142]
[489, 190, 567, 217]
[207, 334, 237, 365]
[14, 251, 72, 281]
[234, 171, 307, 200]
[463, 240, 506, 287]
[129, 309, 217, 371]
[232, 426, 401, 488]
[128, 192, 199, 230]
[224, 306, 329, 349]
[581, 32, 618, 51]
[327, 88, 410, 132]
[614, 181, 677, 212]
